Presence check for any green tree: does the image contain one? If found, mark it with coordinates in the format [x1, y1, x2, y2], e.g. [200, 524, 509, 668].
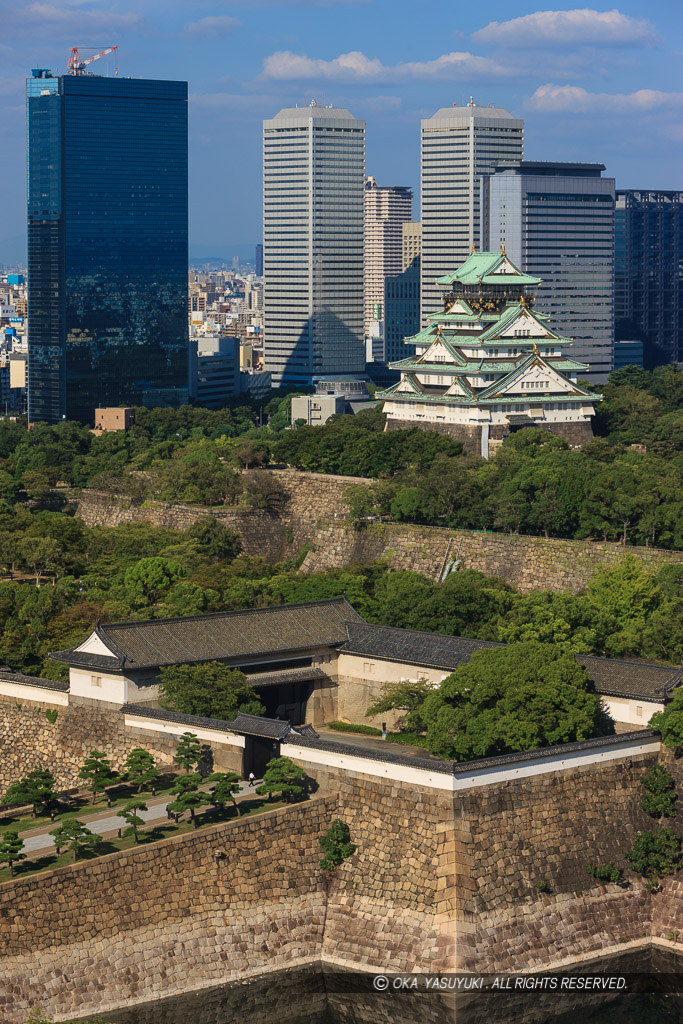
[50, 818, 99, 862]
[159, 662, 264, 721]
[3, 768, 57, 819]
[167, 773, 204, 826]
[173, 732, 202, 773]
[626, 827, 681, 890]
[79, 750, 117, 805]
[0, 830, 25, 878]
[257, 757, 307, 802]
[208, 771, 242, 816]
[117, 800, 148, 843]
[419, 643, 611, 761]
[187, 516, 242, 563]
[124, 748, 159, 794]
[318, 819, 356, 871]
[649, 690, 683, 751]
[365, 678, 435, 732]
[640, 764, 677, 819]
[123, 556, 186, 608]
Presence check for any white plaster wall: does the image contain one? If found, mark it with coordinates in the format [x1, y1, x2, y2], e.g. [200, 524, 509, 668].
[123, 714, 245, 749]
[602, 696, 663, 728]
[69, 667, 129, 705]
[0, 681, 68, 706]
[284, 735, 661, 793]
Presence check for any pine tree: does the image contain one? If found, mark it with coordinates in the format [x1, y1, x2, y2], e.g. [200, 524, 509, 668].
[79, 751, 116, 805]
[124, 748, 159, 794]
[117, 800, 148, 843]
[0, 830, 25, 878]
[173, 732, 202, 774]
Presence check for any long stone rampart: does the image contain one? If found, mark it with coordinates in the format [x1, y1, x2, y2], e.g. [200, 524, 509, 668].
[76, 472, 683, 593]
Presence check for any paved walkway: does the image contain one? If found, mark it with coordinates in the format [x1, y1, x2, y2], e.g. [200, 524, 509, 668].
[315, 727, 442, 761]
[17, 779, 259, 859]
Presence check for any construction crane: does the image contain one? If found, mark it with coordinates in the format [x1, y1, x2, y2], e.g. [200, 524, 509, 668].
[67, 46, 118, 75]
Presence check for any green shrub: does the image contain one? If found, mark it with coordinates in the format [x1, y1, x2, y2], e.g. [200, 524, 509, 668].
[587, 861, 622, 884]
[626, 827, 682, 890]
[640, 764, 677, 818]
[327, 721, 382, 736]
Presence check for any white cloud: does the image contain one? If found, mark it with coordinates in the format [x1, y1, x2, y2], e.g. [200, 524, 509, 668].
[527, 83, 683, 114]
[184, 16, 239, 38]
[261, 49, 515, 82]
[3, 2, 142, 30]
[473, 8, 658, 47]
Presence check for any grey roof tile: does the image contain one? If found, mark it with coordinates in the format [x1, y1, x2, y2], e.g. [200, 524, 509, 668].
[340, 622, 501, 670]
[52, 598, 364, 671]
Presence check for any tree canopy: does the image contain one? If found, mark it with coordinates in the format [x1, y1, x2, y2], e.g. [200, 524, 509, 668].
[415, 642, 612, 760]
[159, 662, 264, 721]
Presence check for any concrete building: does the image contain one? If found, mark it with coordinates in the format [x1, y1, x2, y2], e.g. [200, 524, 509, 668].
[615, 190, 683, 366]
[263, 104, 366, 386]
[420, 101, 524, 323]
[92, 407, 134, 433]
[291, 392, 346, 426]
[482, 162, 615, 381]
[401, 221, 421, 273]
[363, 177, 412, 333]
[189, 335, 240, 408]
[380, 249, 600, 456]
[384, 260, 420, 365]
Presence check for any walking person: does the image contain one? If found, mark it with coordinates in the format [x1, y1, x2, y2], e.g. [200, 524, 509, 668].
[248, 772, 256, 787]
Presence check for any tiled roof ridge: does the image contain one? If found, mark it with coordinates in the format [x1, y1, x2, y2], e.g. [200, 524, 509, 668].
[99, 596, 361, 634]
[285, 729, 660, 776]
[344, 620, 501, 645]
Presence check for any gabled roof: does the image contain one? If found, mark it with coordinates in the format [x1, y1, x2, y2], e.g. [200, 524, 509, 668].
[479, 303, 566, 343]
[436, 251, 540, 288]
[475, 354, 600, 402]
[51, 598, 365, 671]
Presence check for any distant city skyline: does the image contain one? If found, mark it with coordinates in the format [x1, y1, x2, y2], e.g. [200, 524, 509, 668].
[1, 0, 682, 263]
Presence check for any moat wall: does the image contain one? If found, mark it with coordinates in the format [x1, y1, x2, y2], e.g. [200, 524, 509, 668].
[76, 472, 683, 594]
[2, 727, 682, 1022]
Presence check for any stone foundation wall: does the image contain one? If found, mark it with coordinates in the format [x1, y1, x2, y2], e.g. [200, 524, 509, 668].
[0, 798, 335, 1023]
[301, 521, 683, 593]
[76, 469, 367, 562]
[0, 695, 242, 793]
[77, 471, 683, 593]
[457, 752, 665, 971]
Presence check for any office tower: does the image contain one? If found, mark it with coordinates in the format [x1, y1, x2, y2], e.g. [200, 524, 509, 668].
[481, 162, 615, 380]
[420, 101, 523, 322]
[255, 244, 263, 277]
[384, 261, 420, 366]
[363, 177, 412, 332]
[615, 191, 683, 366]
[402, 221, 421, 272]
[27, 68, 189, 424]
[263, 104, 365, 385]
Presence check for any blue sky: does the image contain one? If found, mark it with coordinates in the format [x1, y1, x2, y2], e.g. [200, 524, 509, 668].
[1, 0, 682, 261]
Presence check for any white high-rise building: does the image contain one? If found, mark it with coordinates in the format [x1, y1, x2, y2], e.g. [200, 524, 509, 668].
[263, 104, 365, 385]
[363, 177, 412, 333]
[420, 101, 523, 322]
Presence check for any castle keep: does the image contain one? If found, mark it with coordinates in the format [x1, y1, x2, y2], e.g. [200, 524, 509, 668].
[380, 248, 601, 455]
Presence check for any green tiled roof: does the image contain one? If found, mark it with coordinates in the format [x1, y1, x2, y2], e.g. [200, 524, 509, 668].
[436, 251, 541, 287]
[389, 357, 589, 374]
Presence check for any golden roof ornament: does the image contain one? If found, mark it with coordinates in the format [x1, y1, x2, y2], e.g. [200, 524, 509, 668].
[501, 242, 506, 255]
[533, 342, 539, 356]
[471, 242, 476, 253]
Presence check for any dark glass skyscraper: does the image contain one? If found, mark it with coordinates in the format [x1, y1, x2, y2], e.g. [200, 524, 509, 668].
[27, 70, 189, 423]
[615, 190, 683, 366]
